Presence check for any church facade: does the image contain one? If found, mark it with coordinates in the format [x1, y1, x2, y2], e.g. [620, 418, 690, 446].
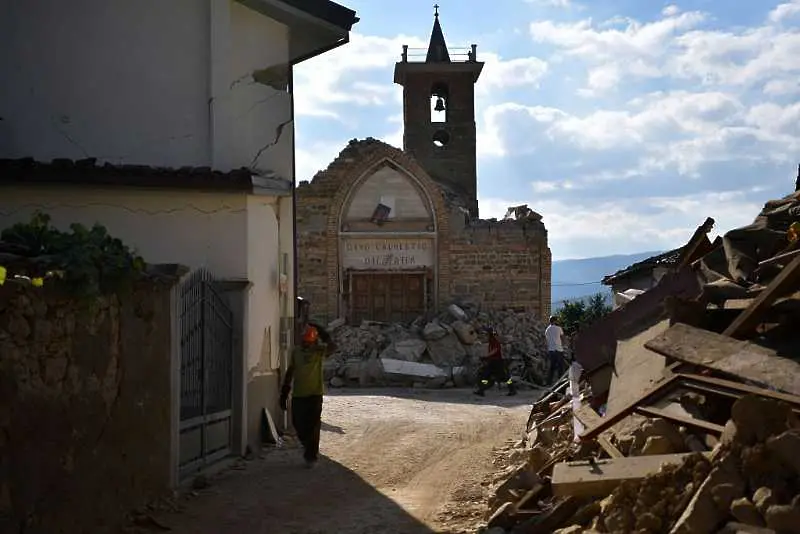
[296, 10, 552, 324]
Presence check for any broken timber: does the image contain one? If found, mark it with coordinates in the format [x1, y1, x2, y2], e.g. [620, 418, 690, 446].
[723, 252, 800, 338]
[551, 453, 710, 498]
[645, 323, 800, 397]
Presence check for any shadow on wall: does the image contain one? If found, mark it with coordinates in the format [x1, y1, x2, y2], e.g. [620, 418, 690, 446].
[0, 281, 177, 534]
[151, 452, 437, 534]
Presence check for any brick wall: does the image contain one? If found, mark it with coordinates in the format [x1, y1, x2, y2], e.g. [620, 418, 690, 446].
[296, 138, 552, 323]
[449, 220, 551, 319]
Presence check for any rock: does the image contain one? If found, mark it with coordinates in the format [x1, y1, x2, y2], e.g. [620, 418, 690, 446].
[329, 376, 345, 388]
[730, 497, 765, 527]
[670, 463, 744, 534]
[631, 418, 685, 455]
[380, 339, 428, 362]
[422, 322, 448, 340]
[641, 435, 676, 456]
[765, 429, 800, 476]
[426, 333, 467, 366]
[447, 304, 468, 321]
[730, 396, 791, 445]
[721, 419, 740, 446]
[753, 487, 776, 514]
[452, 320, 478, 345]
[764, 503, 800, 533]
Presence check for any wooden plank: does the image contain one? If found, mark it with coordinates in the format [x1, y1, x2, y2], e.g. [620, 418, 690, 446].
[645, 323, 800, 397]
[579, 374, 678, 441]
[676, 217, 715, 270]
[723, 253, 800, 338]
[678, 373, 800, 407]
[552, 453, 706, 498]
[634, 405, 725, 434]
[573, 405, 624, 459]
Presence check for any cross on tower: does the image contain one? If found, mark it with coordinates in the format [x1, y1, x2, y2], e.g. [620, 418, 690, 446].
[434, 4, 439, 17]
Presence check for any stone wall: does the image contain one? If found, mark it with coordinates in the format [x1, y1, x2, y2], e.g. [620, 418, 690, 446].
[0, 280, 175, 533]
[296, 138, 552, 323]
[449, 220, 551, 319]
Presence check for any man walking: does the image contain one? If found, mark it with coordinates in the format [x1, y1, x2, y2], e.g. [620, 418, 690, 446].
[280, 298, 335, 468]
[473, 328, 517, 397]
[545, 316, 565, 384]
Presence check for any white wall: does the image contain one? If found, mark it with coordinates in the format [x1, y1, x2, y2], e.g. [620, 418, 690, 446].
[0, 0, 294, 178]
[245, 196, 281, 376]
[0, 186, 248, 279]
[0, 0, 210, 168]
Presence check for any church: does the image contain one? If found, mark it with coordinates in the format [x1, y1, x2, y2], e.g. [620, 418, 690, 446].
[296, 8, 552, 324]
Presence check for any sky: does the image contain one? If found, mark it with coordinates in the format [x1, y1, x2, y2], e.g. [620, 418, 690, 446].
[293, 0, 800, 260]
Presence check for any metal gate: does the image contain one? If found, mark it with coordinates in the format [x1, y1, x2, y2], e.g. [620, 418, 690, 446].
[178, 268, 234, 478]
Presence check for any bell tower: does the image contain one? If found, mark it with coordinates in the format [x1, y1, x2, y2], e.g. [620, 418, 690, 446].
[393, 5, 484, 218]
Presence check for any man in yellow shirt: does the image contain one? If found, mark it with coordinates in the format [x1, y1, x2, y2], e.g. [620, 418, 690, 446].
[280, 306, 336, 468]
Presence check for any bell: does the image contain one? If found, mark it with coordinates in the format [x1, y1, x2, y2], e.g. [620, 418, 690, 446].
[434, 97, 446, 112]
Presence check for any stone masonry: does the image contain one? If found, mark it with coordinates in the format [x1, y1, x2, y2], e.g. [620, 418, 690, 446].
[296, 138, 552, 324]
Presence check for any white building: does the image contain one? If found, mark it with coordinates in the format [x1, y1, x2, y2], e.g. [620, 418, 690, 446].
[0, 0, 358, 476]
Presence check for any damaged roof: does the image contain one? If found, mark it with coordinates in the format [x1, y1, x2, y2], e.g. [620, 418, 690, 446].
[601, 247, 684, 285]
[0, 158, 292, 196]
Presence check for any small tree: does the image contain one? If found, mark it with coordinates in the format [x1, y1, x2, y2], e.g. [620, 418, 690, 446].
[555, 292, 612, 336]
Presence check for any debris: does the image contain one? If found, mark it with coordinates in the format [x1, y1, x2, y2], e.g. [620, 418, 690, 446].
[326, 304, 550, 386]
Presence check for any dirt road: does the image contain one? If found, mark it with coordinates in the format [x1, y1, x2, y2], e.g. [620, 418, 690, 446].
[155, 388, 537, 534]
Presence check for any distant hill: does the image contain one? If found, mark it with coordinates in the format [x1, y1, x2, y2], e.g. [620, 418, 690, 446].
[551, 251, 664, 310]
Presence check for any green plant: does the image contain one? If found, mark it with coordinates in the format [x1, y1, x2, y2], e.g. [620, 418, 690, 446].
[0, 211, 145, 295]
[555, 292, 612, 336]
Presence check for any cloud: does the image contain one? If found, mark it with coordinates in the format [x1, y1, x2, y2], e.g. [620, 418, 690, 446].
[768, 0, 800, 23]
[479, 190, 765, 259]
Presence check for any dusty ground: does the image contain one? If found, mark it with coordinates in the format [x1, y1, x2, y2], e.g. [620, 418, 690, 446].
[150, 388, 538, 534]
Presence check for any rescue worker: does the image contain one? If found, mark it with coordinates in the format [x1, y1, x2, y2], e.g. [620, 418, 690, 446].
[473, 327, 517, 397]
[279, 299, 336, 468]
[545, 315, 565, 384]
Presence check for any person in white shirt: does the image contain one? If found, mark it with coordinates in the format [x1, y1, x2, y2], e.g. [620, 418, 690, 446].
[544, 316, 565, 384]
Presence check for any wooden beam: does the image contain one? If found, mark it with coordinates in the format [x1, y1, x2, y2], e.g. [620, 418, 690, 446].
[552, 453, 706, 498]
[677, 217, 716, 270]
[634, 405, 725, 434]
[645, 323, 800, 397]
[579, 375, 679, 441]
[677, 373, 800, 408]
[723, 253, 800, 338]
[573, 405, 624, 458]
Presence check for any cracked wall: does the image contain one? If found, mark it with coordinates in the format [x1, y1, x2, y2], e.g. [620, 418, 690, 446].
[0, 281, 175, 534]
[0, 0, 294, 177]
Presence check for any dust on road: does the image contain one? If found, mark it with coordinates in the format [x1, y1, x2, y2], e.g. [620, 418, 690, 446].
[155, 388, 538, 534]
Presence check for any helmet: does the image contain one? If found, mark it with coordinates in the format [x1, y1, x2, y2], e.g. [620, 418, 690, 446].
[302, 325, 319, 345]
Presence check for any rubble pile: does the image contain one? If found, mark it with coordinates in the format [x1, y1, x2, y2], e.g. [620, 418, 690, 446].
[474, 186, 800, 534]
[322, 303, 550, 388]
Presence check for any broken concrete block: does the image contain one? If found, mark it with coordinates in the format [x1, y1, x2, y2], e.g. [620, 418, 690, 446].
[730, 497, 765, 527]
[380, 358, 447, 379]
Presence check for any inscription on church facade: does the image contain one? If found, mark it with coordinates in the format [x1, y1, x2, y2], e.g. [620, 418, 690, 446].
[342, 238, 434, 269]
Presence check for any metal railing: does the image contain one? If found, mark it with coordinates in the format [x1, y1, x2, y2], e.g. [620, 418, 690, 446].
[400, 44, 479, 63]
